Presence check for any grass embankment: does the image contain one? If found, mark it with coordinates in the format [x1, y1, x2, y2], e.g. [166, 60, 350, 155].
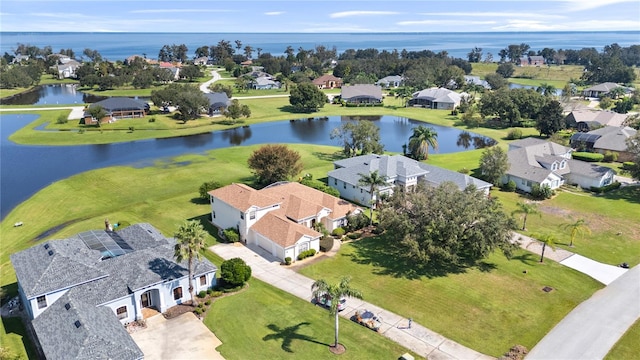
[605, 318, 640, 360]
[205, 279, 417, 359]
[299, 237, 602, 357]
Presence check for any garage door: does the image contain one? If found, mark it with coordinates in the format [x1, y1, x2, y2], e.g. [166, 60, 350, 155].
[258, 235, 272, 253]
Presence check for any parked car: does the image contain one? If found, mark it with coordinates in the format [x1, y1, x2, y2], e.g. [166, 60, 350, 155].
[314, 293, 346, 311]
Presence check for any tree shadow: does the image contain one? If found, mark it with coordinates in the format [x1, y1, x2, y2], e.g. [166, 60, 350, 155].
[190, 197, 210, 205]
[1, 315, 38, 359]
[312, 151, 345, 164]
[476, 261, 497, 273]
[186, 214, 225, 243]
[148, 258, 187, 280]
[278, 105, 319, 114]
[262, 322, 329, 353]
[348, 235, 468, 279]
[511, 252, 537, 265]
[601, 186, 640, 205]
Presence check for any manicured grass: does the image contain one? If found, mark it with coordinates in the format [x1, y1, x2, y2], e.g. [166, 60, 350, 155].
[605, 318, 640, 360]
[0, 317, 36, 360]
[80, 85, 165, 97]
[205, 279, 416, 359]
[298, 237, 602, 357]
[471, 63, 585, 86]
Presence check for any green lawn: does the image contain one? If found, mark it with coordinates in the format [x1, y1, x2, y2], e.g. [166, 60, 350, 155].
[298, 237, 602, 357]
[605, 318, 640, 360]
[205, 279, 417, 359]
[0, 317, 36, 360]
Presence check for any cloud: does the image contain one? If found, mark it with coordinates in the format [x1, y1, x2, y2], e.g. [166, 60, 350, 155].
[557, 0, 637, 11]
[491, 18, 640, 31]
[129, 9, 233, 14]
[330, 11, 399, 18]
[264, 11, 284, 16]
[492, 20, 559, 31]
[398, 20, 497, 26]
[418, 12, 565, 20]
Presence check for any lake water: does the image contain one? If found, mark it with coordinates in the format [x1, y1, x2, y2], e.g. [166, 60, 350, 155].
[0, 114, 493, 218]
[0, 84, 108, 105]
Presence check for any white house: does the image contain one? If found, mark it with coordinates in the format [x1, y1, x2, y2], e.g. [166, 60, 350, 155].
[328, 154, 492, 207]
[209, 182, 361, 262]
[408, 88, 468, 110]
[375, 75, 404, 88]
[10, 223, 217, 360]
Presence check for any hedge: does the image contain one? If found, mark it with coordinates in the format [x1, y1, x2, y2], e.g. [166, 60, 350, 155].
[622, 162, 635, 170]
[590, 181, 621, 193]
[297, 249, 316, 260]
[572, 152, 604, 162]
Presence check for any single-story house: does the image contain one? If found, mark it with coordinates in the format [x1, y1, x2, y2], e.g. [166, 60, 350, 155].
[240, 60, 253, 66]
[194, 56, 209, 65]
[328, 154, 492, 207]
[582, 82, 628, 98]
[408, 88, 468, 110]
[10, 223, 217, 360]
[504, 138, 615, 192]
[252, 76, 281, 90]
[464, 75, 491, 89]
[340, 84, 383, 104]
[56, 59, 81, 79]
[312, 74, 343, 89]
[83, 97, 149, 124]
[519, 55, 545, 66]
[564, 109, 628, 131]
[11, 54, 30, 63]
[570, 126, 637, 162]
[205, 92, 231, 115]
[375, 75, 404, 88]
[209, 182, 361, 262]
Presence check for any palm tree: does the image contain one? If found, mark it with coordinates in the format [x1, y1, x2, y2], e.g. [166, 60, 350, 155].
[561, 218, 591, 247]
[511, 202, 541, 231]
[174, 220, 207, 306]
[408, 125, 438, 160]
[311, 277, 363, 351]
[536, 234, 557, 263]
[358, 170, 387, 225]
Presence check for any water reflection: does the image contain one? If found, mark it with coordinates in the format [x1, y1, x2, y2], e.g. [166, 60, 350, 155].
[456, 131, 497, 149]
[0, 84, 109, 105]
[221, 126, 253, 145]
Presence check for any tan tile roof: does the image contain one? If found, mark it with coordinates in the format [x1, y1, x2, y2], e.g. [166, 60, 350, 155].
[208, 183, 279, 211]
[251, 212, 321, 248]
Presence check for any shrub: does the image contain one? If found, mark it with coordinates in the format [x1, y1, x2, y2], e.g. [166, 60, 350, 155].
[128, 126, 135, 132]
[603, 151, 618, 162]
[198, 302, 204, 308]
[372, 226, 384, 235]
[502, 180, 517, 192]
[319, 236, 334, 252]
[207, 288, 213, 295]
[193, 308, 202, 315]
[347, 232, 362, 240]
[205, 300, 211, 306]
[197, 290, 207, 298]
[572, 152, 604, 162]
[590, 181, 621, 193]
[506, 128, 522, 140]
[220, 257, 252, 286]
[148, 117, 156, 123]
[210, 291, 223, 297]
[331, 227, 345, 237]
[284, 257, 292, 265]
[56, 114, 68, 124]
[199, 180, 222, 200]
[299, 178, 341, 197]
[297, 249, 316, 260]
[223, 228, 240, 243]
[622, 161, 635, 170]
[345, 212, 368, 232]
[531, 184, 554, 200]
[458, 167, 470, 174]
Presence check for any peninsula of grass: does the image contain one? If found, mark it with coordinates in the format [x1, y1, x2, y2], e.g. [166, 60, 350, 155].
[205, 279, 417, 359]
[605, 318, 640, 360]
[298, 237, 602, 357]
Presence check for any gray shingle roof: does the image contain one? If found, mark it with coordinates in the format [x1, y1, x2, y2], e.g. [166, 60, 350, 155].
[589, 126, 636, 152]
[411, 88, 463, 104]
[205, 92, 230, 108]
[90, 98, 148, 112]
[32, 292, 143, 360]
[567, 159, 615, 178]
[340, 85, 383, 101]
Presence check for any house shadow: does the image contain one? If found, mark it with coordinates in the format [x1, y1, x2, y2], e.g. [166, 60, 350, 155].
[348, 235, 467, 279]
[186, 214, 225, 243]
[602, 186, 640, 205]
[262, 322, 329, 353]
[148, 258, 187, 279]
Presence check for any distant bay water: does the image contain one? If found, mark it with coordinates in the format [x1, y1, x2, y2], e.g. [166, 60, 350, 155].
[1, 31, 638, 61]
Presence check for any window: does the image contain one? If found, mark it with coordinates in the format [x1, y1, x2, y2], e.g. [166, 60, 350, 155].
[360, 189, 363, 193]
[560, 161, 566, 169]
[116, 306, 128, 320]
[334, 179, 337, 185]
[212, 211, 216, 219]
[240, 212, 244, 220]
[173, 287, 183, 300]
[552, 163, 557, 170]
[343, 183, 346, 189]
[250, 210, 256, 220]
[37, 296, 47, 309]
[199, 275, 207, 286]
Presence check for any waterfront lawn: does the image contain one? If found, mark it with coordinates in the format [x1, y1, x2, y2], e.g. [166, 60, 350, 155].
[298, 237, 602, 357]
[205, 279, 416, 359]
[605, 318, 640, 360]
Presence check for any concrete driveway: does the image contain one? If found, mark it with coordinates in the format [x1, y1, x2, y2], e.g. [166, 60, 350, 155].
[130, 312, 224, 360]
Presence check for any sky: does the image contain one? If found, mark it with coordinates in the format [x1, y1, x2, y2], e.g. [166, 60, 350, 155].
[0, 0, 639, 33]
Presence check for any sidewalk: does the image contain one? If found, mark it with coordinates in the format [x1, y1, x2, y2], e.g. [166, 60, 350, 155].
[212, 243, 493, 360]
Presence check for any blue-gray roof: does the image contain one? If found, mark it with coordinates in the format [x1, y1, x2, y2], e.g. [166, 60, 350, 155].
[90, 97, 148, 112]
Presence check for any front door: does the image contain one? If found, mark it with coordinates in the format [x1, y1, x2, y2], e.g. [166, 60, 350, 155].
[141, 291, 153, 308]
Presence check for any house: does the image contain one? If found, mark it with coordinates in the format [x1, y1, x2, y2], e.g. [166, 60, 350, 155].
[205, 92, 231, 115]
[10, 223, 217, 360]
[375, 75, 404, 88]
[464, 75, 491, 89]
[408, 88, 468, 110]
[519, 55, 545, 66]
[193, 56, 209, 65]
[252, 76, 281, 90]
[504, 138, 615, 192]
[56, 59, 81, 79]
[582, 82, 626, 98]
[159, 61, 181, 80]
[564, 109, 628, 131]
[209, 182, 361, 262]
[84, 97, 149, 124]
[328, 154, 492, 207]
[340, 84, 383, 104]
[11, 54, 30, 63]
[312, 74, 343, 89]
[570, 126, 637, 162]
[240, 60, 253, 67]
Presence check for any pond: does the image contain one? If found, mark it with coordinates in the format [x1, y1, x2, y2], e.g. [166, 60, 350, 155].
[0, 84, 109, 105]
[0, 114, 495, 219]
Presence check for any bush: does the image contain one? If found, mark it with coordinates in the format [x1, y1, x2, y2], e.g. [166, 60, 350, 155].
[284, 257, 292, 265]
[297, 249, 316, 260]
[299, 178, 341, 197]
[199, 180, 222, 200]
[603, 151, 618, 162]
[223, 228, 240, 243]
[502, 180, 517, 192]
[372, 226, 384, 235]
[458, 167, 470, 174]
[193, 308, 202, 315]
[506, 128, 522, 140]
[345, 212, 368, 232]
[622, 161, 635, 170]
[209, 291, 223, 297]
[347, 232, 362, 240]
[331, 227, 345, 237]
[198, 290, 207, 298]
[205, 300, 211, 306]
[572, 152, 604, 162]
[531, 184, 554, 200]
[56, 114, 68, 124]
[590, 181, 621, 193]
[319, 236, 334, 252]
[220, 257, 252, 286]
[207, 288, 213, 295]
[148, 117, 156, 123]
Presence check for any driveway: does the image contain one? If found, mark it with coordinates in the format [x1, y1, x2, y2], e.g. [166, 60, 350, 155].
[130, 312, 224, 360]
[212, 243, 493, 360]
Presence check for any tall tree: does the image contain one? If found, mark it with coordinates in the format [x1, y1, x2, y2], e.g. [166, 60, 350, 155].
[479, 146, 509, 185]
[247, 144, 304, 185]
[224, 99, 251, 122]
[535, 234, 556, 263]
[408, 125, 438, 160]
[467, 47, 483, 63]
[624, 132, 640, 180]
[358, 170, 387, 224]
[311, 277, 363, 352]
[511, 202, 541, 231]
[536, 100, 565, 136]
[561, 219, 591, 247]
[87, 105, 108, 126]
[289, 83, 327, 112]
[174, 220, 207, 306]
[330, 121, 384, 157]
